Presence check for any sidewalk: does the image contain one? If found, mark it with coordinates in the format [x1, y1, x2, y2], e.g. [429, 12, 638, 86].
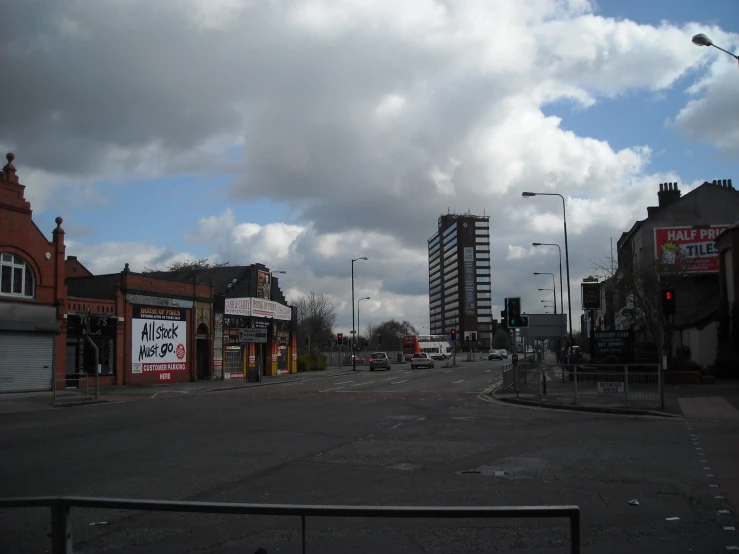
[0, 366, 360, 415]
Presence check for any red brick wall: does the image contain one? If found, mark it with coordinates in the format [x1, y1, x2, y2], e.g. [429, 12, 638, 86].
[65, 256, 93, 278]
[1, 155, 67, 377]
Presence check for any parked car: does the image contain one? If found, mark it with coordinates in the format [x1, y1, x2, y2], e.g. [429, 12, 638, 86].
[488, 349, 502, 360]
[499, 349, 509, 359]
[410, 352, 435, 369]
[369, 352, 391, 371]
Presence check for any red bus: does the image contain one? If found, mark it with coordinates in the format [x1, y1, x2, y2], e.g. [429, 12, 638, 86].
[401, 335, 452, 361]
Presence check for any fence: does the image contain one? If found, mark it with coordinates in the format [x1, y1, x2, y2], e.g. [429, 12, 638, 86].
[508, 363, 662, 410]
[53, 375, 90, 405]
[0, 496, 581, 554]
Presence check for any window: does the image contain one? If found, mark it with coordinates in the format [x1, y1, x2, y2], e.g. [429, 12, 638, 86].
[476, 277, 491, 283]
[443, 224, 458, 238]
[475, 236, 490, 243]
[477, 285, 491, 291]
[476, 260, 490, 267]
[429, 235, 440, 248]
[474, 220, 489, 227]
[0, 253, 35, 298]
[478, 292, 491, 299]
[477, 252, 490, 259]
[476, 268, 491, 275]
[475, 228, 489, 235]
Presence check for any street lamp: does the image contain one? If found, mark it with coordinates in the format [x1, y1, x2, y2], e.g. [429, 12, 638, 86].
[532, 243, 564, 317]
[524, 193, 574, 349]
[351, 257, 369, 371]
[692, 33, 739, 62]
[538, 288, 555, 306]
[358, 297, 370, 348]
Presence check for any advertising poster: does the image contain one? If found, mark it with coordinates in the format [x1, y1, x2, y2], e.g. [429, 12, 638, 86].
[463, 247, 476, 314]
[654, 225, 729, 273]
[131, 305, 187, 376]
[582, 283, 601, 310]
[257, 270, 271, 300]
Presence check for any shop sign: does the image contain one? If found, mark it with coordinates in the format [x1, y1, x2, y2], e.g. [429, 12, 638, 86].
[67, 313, 118, 339]
[238, 328, 268, 343]
[654, 225, 730, 273]
[225, 297, 251, 316]
[131, 305, 187, 374]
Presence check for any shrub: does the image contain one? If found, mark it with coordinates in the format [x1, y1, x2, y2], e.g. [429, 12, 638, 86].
[297, 354, 327, 372]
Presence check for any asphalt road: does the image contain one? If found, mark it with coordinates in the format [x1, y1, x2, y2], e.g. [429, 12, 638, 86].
[0, 358, 733, 553]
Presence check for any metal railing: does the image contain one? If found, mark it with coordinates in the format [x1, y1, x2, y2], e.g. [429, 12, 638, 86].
[0, 496, 581, 554]
[510, 363, 663, 410]
[52, 375, 90, 405]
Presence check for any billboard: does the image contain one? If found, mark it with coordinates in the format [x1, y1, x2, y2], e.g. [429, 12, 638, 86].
[257, 270, 271, 299]
[582, 283, 601, 310]
[654, 225, 730, 274]
[463, 247, 476, 314]
[131, 305, 187, 376]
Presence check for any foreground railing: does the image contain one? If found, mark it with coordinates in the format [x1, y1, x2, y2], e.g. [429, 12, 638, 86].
[0, 496, 581, 554]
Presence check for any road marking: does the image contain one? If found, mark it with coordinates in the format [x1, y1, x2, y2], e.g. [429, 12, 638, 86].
[335, 381, 354, 385]
[452, 379, 465, 384]
[320, 385, 352, 392]
[350, 381, 374, 387]
[392, 380, 409, 384]
[381, 377, 397, 381]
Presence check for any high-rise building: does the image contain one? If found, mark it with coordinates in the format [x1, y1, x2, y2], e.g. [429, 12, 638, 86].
[428, 213, 492, 347]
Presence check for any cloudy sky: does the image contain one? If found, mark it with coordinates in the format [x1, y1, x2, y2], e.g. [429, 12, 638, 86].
[3, 0, 738, 333]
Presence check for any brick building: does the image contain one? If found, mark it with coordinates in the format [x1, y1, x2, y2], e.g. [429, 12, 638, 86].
[716, 219, 739, 376]
[0, 153, 67, 392]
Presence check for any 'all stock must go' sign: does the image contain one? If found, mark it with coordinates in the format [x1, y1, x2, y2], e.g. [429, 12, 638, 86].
[131, 305, 187, 374]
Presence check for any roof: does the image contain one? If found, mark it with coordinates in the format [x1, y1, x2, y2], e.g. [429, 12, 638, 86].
[143, 266, 249, 290]
[716, 217, 739, 241]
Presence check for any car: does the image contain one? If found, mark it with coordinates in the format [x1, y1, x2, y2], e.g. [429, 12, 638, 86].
[369, 352, 391, 371]
[499, 349, 508, 359]
[488, 349, 502, 360]
[410, 352, 435, 369]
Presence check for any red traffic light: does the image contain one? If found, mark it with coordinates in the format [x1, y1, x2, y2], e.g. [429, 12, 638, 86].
[665, 291, 671, 300]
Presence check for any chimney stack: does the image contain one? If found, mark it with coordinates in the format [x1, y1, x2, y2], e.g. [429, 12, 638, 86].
[711, 178, 735, 190]
[657, 182, 681, 208]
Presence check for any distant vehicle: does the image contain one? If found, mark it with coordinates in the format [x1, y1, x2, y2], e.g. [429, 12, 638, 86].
[410, 352, 435, 369]
[369, 352, 391, 371]
[402, 334, 452, 362]
[488, 349, 503, 360]
[499, 349, 509, 359]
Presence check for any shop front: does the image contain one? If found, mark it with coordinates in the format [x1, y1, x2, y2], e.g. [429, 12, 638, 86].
[65, 310, 118, 386]
[221, 297, 296, 380]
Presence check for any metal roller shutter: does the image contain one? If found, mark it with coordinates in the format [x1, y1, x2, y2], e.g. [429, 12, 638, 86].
[0, 333, 54, 393]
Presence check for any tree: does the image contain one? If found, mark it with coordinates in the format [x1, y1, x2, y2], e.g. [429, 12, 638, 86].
[293, 292, 337, 355]
[372, 319, 417, 351]
[492, 329, 511, 350]
[592, 245, 701, 366]
[143, 258, 229, 273]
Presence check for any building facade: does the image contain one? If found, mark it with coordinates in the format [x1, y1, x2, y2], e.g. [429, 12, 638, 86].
[716, 219, 739, 376]
[428, 213, 492, 348]
[0, 153, 67, 392]
[614, 179, 739, 369]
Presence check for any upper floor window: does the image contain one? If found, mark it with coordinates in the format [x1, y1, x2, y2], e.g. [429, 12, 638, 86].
[0, 253, 35, 298]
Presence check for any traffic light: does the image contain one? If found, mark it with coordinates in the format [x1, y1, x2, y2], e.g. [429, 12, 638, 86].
[364, 339, 369, 346]
[506, 297, 521, 327]
[378, 334, 383, 345]
[661, 288, 676, 316]
[337, 333, 343, 345]
[450, 329, 456, 341]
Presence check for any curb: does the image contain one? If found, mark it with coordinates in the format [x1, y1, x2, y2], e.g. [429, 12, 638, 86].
[52, 399, 111, 408]
[490, 393, 680, 418]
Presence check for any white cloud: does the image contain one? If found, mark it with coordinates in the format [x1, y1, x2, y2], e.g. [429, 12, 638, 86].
[4, 0, 738, 333]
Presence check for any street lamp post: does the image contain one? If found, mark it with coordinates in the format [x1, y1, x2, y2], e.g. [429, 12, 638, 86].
[537, 287, 556, 313]
[523, 193, 574, 350]
[358, 297, 370, 356]
[533, 243, 564, 316]
[692, 33, 739, 62]
[351, 257, 369, 371]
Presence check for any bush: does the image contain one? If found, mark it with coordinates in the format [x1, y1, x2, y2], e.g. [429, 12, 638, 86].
[297, 354, 328, 372]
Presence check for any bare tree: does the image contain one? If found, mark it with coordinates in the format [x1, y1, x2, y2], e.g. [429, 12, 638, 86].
[592, 245, 701, 365]
[364, 322, 375, 344]
[492, 329, 511, 350]
[292, 292, 337, 355]
[143, 258, 230, 273]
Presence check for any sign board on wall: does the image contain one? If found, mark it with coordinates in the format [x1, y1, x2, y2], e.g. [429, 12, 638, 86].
[131, 305, 187, 375]
[239, 328, 268, 343]
[223, 297, 292, 320]
[582, 283, 601, 310]
[463, 247, 476, 314]
[257, 270, 271, 300]
[654, 225, 730, 273]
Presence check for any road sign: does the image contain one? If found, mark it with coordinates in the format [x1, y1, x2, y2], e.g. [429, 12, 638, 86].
[239, 328, 268, 343]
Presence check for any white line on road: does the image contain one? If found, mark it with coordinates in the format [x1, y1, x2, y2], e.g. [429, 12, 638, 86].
[335, 381, 353, 385]
[319, 386, 348, 392]
[452, 379, 465, 384]
[350, 381, 374, 387]
[381, 377, 396, 381]
[391, 380, 409, 384]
